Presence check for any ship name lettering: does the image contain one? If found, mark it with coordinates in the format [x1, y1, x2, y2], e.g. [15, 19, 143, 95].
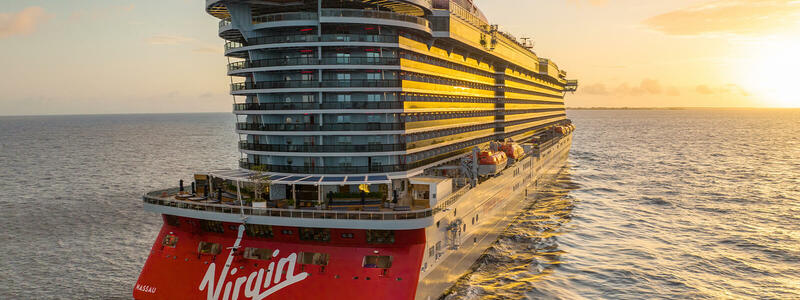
[135, 284, 157, 294]
[199, 249, 308, 300]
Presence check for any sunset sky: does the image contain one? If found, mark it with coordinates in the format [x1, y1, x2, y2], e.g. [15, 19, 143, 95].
[1, 0, 798, 115]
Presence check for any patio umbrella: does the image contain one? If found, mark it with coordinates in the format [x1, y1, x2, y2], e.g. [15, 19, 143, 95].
[191, 182, 196, 194]
[179, 179, 184, 192]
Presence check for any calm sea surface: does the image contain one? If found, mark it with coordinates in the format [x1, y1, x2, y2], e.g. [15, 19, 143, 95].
[1, 110, 798, 299]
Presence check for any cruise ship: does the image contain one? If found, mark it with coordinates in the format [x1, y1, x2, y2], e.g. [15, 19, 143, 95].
[134, 0, 577, 299]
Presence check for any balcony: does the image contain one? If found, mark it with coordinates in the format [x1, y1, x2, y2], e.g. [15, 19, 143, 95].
[319, 9, 430, 33]
[240, 161, 409, 174]
[230, 80, 401, 91]
[240, 151, 465, 175]
[225, 34, 398, 52]
[233, 101, 404, 111]
[239, 141, 407, 153]
[227, 57, 400, 71]
[236, 122, 405, 132]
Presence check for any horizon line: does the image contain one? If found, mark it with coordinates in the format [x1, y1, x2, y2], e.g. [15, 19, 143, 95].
[1, 106, 798, 117]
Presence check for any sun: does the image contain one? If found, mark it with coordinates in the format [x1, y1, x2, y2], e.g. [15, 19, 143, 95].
[738, 39, 800, 108]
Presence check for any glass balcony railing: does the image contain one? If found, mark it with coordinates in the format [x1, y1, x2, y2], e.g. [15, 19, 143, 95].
[236, 122, 405, 132]
[227, 57, 400, 71]
[231, 80, 400, 91]
[219, 18, 231, 28]
[219, 9, 428, 30]
[252, 11, 317, 24]
[240, 161, 406, 174]
[144, 188, 433, 221]
[225, 34, 398, 51]
[319, 9, 429, 28]
[233, 101, 404, 111]
[319, 34, 398, 43]
[239, 141, 407, 153]
[239, 151, 460, 174]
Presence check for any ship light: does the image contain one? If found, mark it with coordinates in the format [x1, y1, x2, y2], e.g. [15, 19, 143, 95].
[373, 250, 379, 254]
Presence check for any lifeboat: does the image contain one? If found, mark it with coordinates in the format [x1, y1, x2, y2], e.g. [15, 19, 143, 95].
[477, 150, 508, 177]
[500, 142, 525, 163]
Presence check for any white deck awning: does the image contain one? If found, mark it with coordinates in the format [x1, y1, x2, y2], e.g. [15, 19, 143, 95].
[208, 169, 391, 185]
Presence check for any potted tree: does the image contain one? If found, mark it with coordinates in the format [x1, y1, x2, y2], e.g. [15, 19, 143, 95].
[249, 165, 271, 208]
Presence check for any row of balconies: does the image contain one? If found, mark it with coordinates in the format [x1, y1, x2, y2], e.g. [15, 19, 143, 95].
[239, 141, 407, 153]
[219, 9, 429, 30]
[228, 57, 400, 71]
[239, 150, 458, 174]
[235, 112, 564, 133]
[231, 80, 400, 91]
[233, 101, 404, 111]
[237, 122, 405, 132]
[225, 34, 398, 51]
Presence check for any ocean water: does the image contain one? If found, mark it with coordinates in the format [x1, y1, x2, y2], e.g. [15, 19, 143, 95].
[1, 110, 799, 299]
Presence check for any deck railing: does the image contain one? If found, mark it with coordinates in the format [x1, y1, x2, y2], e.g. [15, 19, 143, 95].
[144, 188, 433, 220]
[225, 34, 398, 51]
[228, 57, 399, 71]
[320, 8, 429, 28]
[233, 101, 404, 111]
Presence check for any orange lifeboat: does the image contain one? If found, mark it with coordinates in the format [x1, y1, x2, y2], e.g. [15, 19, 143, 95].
[500, 142, 525, 163]
[477, 150, 508, 176]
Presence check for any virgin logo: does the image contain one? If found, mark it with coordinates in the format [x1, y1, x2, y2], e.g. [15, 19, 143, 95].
[199, 248, 309, 300]
[198, 224, 308, 300]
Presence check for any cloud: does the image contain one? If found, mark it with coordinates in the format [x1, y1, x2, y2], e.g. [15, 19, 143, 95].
[146, 34, 194, 45]
[695, 84, 750, 96]
[0, 6, 50, 38]
[582, 83, 610, 95]
[696, 85, 714, 94]
[615, 79, 663, 96]
[583, 79, 672, 96]
[644, 0, 800, 36]
[639, 78, 662, 94]
[666, 86, 680, 96]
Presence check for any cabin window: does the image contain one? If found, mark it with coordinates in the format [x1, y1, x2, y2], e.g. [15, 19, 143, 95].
[165, 215, 180, 227]
[428, 246, 434, 257]
[198, 242, 221, 255]
[366, 230, 395, 244]
[300, 228, 330, 242]
[162, 234, 178, 248]
[281, 229, 294, 235]
[245, 224, 273, 238]
[243, 248, 273, 260]
[341, 233, 354, 239]
[299, 252, 330, 266]
[363, 256, 392, 268]
[200, 220, 224, 233]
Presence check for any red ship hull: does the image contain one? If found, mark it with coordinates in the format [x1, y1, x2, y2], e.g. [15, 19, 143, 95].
[134, 215, 425, 300]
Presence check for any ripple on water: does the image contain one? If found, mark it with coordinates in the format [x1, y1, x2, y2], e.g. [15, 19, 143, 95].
[2, 110, 800, 299]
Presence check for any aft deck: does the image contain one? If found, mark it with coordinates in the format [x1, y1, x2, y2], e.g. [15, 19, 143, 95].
[142, 187, 442, 230]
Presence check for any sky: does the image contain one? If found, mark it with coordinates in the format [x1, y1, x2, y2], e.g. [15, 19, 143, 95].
[0, 0, 799, 115]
